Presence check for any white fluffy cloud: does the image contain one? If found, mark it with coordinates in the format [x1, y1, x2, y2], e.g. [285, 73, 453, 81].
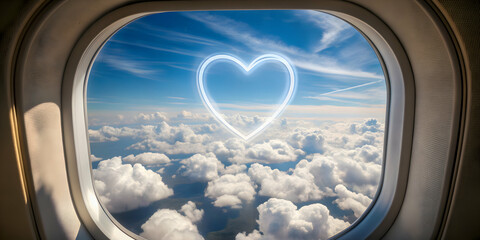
[175, 110, 211, 121]
[351, 119, 383, 134]
[288, 129, 326, 154]
[236, 230, 262, 240]
[295, 153, 381, 198]
[154, 122, 211, 144]
[246, 139, 381, 203]
[127, 122, 212, 154]
[236, 198, 349, 240]
[123, 152, 171, 166]
[88, 125, 137, 142]
[180, 201, 204, 223]
[281, 119, 384, 198]
[128, 139, 208, 155]
[89, 121, 212, 147]
[334, 184, 372, 218]
[93, 157, 173, 213]
[221, 164, 247, 175]
[135, 112, 168, 122]
[210, 139, 304, 164]
[90, 154, 102, 162]
[205, 173, 256, 208]
[323, 119, 384, 150]
[208, 138, 246, 160]
[90, 113, 384, 228]
[141, 201, 204, 240]
[222, 113, 265, 133]
[241, 140, 305, 164]
[248, 163, 323, 202]
[180, 153, 224, 181]
[88, 124, 168, 143]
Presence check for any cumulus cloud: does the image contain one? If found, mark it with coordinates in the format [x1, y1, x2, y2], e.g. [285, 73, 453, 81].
[334, 184, 372, 218]
[355, 144, 382, 164]
[128, 139, 208, 155]
[350, 118, 382, 134]
[154, 122, 211, 144]
[330, 153, 380, 197]
[210, 139, 304, 164]
[141, 201, 204, 240]
[221, 164, 247, 175]
[242, 140, 305, 163]
[90, 154, 102, 162]
[205, 173, 256, 208]
[90, 121, 212, 146]
[236, 230, 262, 240]
[88, 129, 116, 142]
[88, 125, 138, 142]
[180, 201, 204, 223]
[323, 119, 384, 150]
[295, 153, 381, 198]
[135, 112, 168, 122]
[180, 153, 224, 181]
[93, 157, 173, 213]
[175, 110, 211, 121]
[123, 152, 171, 166]
[221, 113, 265, 133]
[90, 113, 384, 224]
[208, 138, 246, 160]
[248, 163, 323, 202]
[127, 122, 212, 154]
[193, 123, 220, 134]
[247, 131, 382, 203]
[236, 198, 349, 240]
[288, 129, 326, 154]
[278, 119, 384, 198]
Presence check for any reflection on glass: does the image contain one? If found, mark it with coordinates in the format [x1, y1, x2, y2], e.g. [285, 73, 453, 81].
[87, 10, 386, 240]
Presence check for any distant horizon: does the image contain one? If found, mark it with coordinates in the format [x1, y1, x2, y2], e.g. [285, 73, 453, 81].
[87, 10, 386, 125]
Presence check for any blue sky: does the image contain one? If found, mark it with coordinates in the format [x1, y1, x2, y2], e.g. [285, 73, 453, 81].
[86, 10, 387, 239]
[87, 10, 386, 123]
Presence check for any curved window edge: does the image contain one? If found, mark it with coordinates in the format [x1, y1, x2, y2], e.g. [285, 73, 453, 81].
[61, 1, 414, 239]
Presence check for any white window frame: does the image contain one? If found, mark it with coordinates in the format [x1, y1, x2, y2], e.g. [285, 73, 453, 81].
[62, 2, 414, 239]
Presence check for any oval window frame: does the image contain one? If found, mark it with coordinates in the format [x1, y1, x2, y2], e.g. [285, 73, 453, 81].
[62, 1, 414, 239]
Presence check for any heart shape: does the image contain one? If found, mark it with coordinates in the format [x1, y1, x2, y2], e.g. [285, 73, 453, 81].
[197, 54, 296, 141]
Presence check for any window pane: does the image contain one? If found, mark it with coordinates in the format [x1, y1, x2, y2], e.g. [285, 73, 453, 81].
[87, 10, 386, 240]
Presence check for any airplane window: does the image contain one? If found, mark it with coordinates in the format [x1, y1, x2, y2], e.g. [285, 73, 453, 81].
[86, 10, 386, 239]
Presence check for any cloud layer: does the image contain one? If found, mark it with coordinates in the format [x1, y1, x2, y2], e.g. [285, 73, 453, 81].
[236, 198, 349, 240]
[205, 173, 256, 208]
[123, 152, 171, 166]
[93, 157, 173, 213]
[180, 153, 224, 181]
[141, 201, 204, 240]
[90, 111, 385, 238]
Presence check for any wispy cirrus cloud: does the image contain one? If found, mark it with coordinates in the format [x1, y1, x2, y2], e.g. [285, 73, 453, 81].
[98, 39, 201, 75]
[313, 80, 384, 96]
[126, 21, 226, 47]
[182, 11, 384, 80]
[167, 96, 188, 100]
[285, 104, 385, 115]
[109, 39, 203, 58]
[301, 10, 355, 53]
[294, 60, 384, 80]
[304, 81, 386, 107]
[102, 56, 157, 76]
[99, 11, 383, 81]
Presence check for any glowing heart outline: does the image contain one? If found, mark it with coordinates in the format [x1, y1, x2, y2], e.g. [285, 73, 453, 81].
[197, 54, 296, 141]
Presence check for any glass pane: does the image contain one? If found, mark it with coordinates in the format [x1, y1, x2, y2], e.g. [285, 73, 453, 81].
[87, 10, 386, 240]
